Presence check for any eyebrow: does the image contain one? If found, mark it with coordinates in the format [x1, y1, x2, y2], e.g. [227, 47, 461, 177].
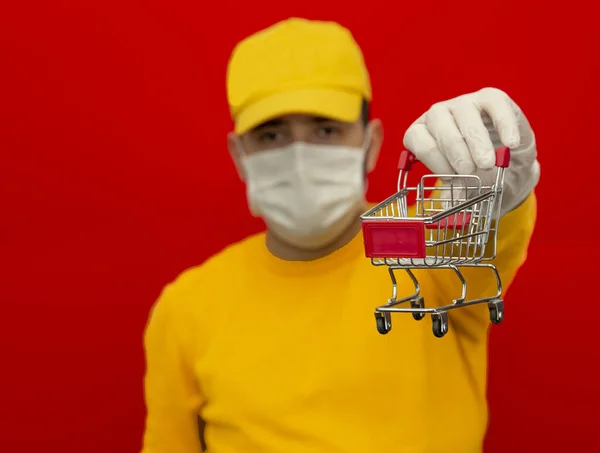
[253, 119, 284, 130]
[252, 116, 339, 131]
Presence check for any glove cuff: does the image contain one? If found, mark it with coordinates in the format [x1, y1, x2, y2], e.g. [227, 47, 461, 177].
[500, 159, 540, 216]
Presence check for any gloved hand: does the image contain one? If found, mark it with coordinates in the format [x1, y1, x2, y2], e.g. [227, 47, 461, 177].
[403, 87, 540, 215]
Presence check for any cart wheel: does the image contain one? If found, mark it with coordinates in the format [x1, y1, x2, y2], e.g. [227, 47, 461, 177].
[375, 313, 391, 335]
[410, 297, 426, 321]
[431, 312, 449, 338]
[488, 299, 504, 325]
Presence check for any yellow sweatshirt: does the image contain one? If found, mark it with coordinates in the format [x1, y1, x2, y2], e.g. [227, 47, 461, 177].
[141, 193, 537, 453]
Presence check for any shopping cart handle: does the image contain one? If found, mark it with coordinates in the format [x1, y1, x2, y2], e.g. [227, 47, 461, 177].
[495, 146, 511, 168]
[399, 146, 511, 171]
[397, 149, 418, 171]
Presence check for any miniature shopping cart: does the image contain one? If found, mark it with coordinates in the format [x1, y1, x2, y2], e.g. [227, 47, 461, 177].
[360, 146, 511, 338]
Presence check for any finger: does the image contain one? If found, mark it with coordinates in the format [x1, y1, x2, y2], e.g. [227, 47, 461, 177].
[425, 103, 475, 174]
[476, 88, 521, 148]
[449, 100, 496, 170]
[403, 122, 454, 174]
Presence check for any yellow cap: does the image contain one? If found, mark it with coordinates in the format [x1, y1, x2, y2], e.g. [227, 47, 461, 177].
[226, 18, 372, 134]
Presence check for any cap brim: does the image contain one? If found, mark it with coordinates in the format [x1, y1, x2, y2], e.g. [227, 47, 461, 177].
[234, 88, 363, 134]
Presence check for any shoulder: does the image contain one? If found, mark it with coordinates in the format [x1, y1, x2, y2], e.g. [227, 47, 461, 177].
[173, 232, 265, 289]
[156, 232, 265, 309]
[145, 232, 266, 345]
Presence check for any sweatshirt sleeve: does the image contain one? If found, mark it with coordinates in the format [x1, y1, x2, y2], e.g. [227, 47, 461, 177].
[141, 284, 204, 453]
[423, 191, 538, 336]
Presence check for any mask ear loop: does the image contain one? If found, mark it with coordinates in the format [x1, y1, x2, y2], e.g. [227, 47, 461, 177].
[234, 138, 262, 216]
[362, 123, 373, 194]
[362, 123, 372, 151]
[234, 136, 250, 159]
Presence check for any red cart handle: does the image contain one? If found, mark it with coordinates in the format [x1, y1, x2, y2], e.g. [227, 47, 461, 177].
[398, 146, 511, 171]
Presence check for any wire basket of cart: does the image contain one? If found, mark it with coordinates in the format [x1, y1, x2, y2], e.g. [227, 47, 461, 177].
[360, 146, 511, 338]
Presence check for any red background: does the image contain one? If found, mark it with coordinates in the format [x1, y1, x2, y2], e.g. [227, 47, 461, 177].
[1, 1, 598, 452]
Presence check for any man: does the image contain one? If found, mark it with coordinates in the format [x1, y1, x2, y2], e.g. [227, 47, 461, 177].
[141, 17, 540, 453]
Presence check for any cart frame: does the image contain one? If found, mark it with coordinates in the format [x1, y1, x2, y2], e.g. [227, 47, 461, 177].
[360, 147, 511, 337]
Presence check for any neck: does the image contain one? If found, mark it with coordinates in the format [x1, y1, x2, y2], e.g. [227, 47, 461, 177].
[265, 204, 367, 262]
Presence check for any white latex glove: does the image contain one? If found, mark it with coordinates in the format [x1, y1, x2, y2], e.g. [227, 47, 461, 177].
[403, 87, 540, 215]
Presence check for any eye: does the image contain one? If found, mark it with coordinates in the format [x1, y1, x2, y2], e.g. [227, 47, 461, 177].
[257, 130, 283, 143]
[317, 125, 341, 138]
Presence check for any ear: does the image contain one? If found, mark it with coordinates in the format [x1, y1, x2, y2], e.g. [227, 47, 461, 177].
[227, 132, 246, 181]
[365, 119, 383, 173]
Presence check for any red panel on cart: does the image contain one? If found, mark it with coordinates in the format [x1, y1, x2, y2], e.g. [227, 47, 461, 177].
[425, 212, 472, 230]
[362, 220, 426, 259]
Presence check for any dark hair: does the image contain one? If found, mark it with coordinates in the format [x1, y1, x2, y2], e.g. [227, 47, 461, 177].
[361, 98, 370, 127]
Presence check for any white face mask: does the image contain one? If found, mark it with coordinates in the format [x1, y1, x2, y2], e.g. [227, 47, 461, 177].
[240, 133, 370, 250]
